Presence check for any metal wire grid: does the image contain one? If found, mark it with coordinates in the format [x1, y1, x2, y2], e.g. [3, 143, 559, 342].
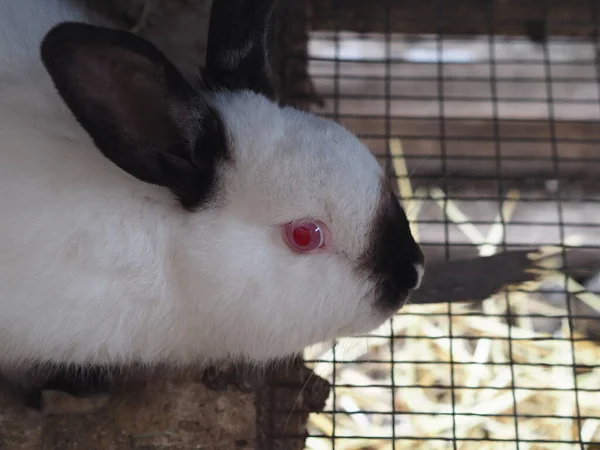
[269, 1, 600, 449]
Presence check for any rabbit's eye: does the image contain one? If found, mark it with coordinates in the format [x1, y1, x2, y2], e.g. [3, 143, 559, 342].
[283, 220, 328, 253]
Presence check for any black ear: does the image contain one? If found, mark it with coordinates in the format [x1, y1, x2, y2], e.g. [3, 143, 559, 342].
[203, 0, 278, 100]
[40, 22, 228, 210]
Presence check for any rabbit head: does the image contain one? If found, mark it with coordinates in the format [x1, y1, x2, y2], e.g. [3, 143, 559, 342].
[38, 0, 424, 364]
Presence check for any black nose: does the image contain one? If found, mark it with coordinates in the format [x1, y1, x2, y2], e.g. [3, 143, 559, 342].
[416, 244, 425, 266]
[365, 190, 426, 313]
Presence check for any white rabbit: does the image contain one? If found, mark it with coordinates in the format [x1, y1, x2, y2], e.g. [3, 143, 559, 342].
[0, 0, 424, 399]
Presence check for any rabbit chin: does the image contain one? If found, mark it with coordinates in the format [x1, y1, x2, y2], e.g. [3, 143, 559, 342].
[334, 315, 393, 340]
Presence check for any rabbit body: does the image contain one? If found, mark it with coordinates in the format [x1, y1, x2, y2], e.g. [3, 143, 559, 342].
[0, 0, 423, 376]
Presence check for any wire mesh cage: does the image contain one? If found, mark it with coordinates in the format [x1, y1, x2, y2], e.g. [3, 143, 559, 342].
[270, 0, 600, 449]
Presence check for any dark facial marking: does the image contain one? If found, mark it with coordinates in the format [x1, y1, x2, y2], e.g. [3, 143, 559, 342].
[364, 187, 425, 313]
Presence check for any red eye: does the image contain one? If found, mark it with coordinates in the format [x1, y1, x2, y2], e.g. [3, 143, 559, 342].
[283, 220, 329, 253]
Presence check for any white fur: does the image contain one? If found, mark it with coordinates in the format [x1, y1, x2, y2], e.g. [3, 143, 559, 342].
[414, 263, 425, 289]
[0, 0, 404, 370]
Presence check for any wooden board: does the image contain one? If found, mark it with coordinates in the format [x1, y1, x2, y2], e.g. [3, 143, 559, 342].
[300, 39, 600, 180]
[409, 248, 600, 305]
[339, 117, 600, 180]
[309, 0, 600, 38]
